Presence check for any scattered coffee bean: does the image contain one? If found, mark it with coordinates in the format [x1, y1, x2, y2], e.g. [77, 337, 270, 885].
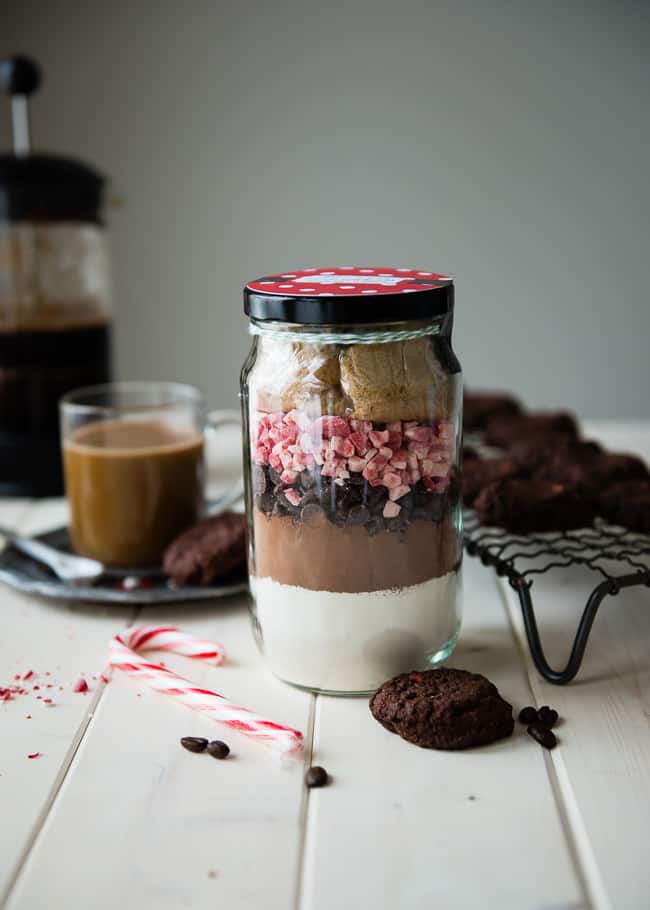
[518, 706, 538, 725]
[537, 706, 559, 728]
[305, 765, 328, 788]
[206, 740, 230, 759]
[527, 723, 557, 750]
[180, 736, 208, 753]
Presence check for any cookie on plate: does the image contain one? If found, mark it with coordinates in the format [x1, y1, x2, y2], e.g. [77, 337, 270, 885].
[462, 457, 525, 506]
[369, 667, 514, 750]
[463, 391, 522, 431]
[483, 411, 578, 450]
[474, 477, 595, 533]
[163, 511, 247, 586]
[598, 480, 650, 534]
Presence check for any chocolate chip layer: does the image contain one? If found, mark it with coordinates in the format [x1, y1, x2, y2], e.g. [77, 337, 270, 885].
[253, 462, 459, 534]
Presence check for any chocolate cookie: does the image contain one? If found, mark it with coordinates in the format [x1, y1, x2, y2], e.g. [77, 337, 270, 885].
[369, 668, 514, 750]
[598, 480, 650, 534]
[509, 437, 602, 473]
[483, 412, 578, 450]
[475, 477, 595, 533]
[463, 391, 522, 431]
[163, 511, 247, 586]
[462, 457, 525, 506]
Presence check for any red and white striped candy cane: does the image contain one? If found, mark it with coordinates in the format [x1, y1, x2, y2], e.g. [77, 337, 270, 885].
[108, 626, 303, 755]
[124, 625, 226, 665]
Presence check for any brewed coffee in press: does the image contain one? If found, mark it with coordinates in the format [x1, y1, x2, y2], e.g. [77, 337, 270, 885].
[0, 55, 112, 496]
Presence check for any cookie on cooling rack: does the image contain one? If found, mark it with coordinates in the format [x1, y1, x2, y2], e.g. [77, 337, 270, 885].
[463, 391, 522, 432]
[369, 668, 514, 750]
[163, 511, 247, 586]
[483, 411, 579, 450]
[598, 480, 650, 535]
[474, 477, 596, 534]
[462, 457, 526, 506]
[509, 437, 603, 473]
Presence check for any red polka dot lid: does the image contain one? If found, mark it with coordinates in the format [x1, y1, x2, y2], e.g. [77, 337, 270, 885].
[244, 267, 453, 325]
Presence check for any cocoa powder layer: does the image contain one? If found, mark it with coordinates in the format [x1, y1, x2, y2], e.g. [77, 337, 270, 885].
[252, 509, 459, 593]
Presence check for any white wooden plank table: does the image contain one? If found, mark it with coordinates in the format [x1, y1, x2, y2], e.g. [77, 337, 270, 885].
[1, 421, 648, 910]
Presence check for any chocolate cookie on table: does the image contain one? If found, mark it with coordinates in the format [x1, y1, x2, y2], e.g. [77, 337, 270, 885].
[163, 511, 247, 586]
[463, 391, 522, 432]
[474, 477, 595, 533]
[369, 668, 514, 750]
[598, 480, 650, 535]
[462, 456, 526, 506]
[483, 411, 579, 450]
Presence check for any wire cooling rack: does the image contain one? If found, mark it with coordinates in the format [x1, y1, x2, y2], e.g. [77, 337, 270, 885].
[463, 510, 650, 684]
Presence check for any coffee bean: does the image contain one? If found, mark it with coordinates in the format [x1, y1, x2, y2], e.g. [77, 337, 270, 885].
[206, 740, 230, 759]
[527, 723, 557, 750]
[305, 765, 328, 788]
[537, 706, 559, 728]
[518, 706, 538, 725]
[180, 736, 208, 753]
[301, 502, 323, 524]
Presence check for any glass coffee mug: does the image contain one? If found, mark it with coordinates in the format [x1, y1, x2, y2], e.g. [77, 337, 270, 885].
[60, 382, 241, 567]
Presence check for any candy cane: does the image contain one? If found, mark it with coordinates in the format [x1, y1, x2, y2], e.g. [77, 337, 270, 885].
[108, 625, 303, 755]
[124, 625, 225, 664]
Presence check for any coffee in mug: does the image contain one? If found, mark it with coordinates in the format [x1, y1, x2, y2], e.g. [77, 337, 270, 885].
[60, 383, 235, 567]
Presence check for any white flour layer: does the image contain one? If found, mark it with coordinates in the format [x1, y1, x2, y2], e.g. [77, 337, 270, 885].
[251, 572, 460, 693]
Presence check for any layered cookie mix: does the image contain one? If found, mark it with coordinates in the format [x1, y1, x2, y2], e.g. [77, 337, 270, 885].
[242, 267, 462, 694]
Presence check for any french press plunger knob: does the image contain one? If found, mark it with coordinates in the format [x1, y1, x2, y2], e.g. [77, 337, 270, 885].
[0, 55, 42, 156]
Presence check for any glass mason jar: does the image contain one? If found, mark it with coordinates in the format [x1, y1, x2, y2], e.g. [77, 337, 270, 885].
[241, 267, 463, 695]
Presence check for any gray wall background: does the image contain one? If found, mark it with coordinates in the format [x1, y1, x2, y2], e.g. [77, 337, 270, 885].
[2, 0, 649, 418]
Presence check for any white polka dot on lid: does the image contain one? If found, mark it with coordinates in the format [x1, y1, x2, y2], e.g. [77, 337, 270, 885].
[396, 267, 411, 272]
[361, 290, 378, 294]
[301, 288, 316, 293]
[402, 289, 418, 293]
[359, 269, 375, 273]
[281, 274, 296, 278]
[279, 284, 293, 288]
[418, 271, 432, 276]
[303, 268, 317, 272]
[320, 271, 336, 275]
[340, 285, 356, 289]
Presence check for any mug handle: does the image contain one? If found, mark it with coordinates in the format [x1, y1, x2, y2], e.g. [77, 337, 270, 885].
[203, 409, 245, 514]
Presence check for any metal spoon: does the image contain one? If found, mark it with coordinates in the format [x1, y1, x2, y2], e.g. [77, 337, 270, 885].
[0, 526, 104, 585]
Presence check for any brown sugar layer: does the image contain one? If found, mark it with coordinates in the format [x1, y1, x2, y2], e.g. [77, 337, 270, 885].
[252, 509, 459, 593]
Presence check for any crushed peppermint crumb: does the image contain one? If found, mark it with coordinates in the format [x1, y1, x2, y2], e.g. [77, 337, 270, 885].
[73, 679, 89, 693]
[26, 714, 32, 719]
[23, 670, 33, 680]
[27, 752, 41, 759]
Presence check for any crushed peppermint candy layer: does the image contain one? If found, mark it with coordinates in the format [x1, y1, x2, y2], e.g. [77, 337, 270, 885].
[252, 411, 456, 521]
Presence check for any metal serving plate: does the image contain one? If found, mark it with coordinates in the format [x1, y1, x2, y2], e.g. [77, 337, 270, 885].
[0, 527, 248, 605]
